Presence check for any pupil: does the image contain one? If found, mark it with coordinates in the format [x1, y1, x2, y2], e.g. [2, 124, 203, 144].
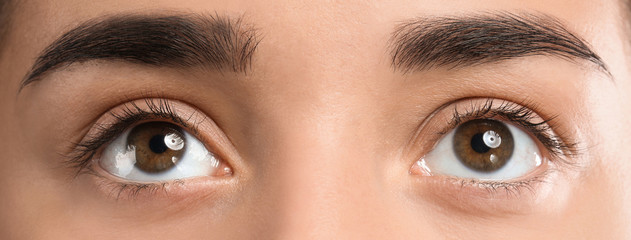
[470, 133, 491, 153]
[149, 135, 168, 153]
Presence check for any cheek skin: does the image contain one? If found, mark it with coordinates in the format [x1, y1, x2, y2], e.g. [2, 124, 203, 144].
[573, 72, 631, 238]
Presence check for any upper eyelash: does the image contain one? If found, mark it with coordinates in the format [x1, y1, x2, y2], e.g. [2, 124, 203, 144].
[446, 99, 579, 160]
[66, 98, 202, 177]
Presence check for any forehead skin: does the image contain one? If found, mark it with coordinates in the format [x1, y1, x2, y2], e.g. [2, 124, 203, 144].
[0, 0, 630, 239]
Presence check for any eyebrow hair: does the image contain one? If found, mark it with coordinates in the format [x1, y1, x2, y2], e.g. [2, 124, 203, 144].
[390, 13, 608, 73]
[20, 13, 260, 90]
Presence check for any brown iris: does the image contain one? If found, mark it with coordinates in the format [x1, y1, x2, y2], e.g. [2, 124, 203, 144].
[453, 119, 514, 172]
[127, 122, 186, 173]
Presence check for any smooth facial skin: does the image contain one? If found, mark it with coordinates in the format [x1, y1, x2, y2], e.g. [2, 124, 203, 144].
[0, 0, 630, 239]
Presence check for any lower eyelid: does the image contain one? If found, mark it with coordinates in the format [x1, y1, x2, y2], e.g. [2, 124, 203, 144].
[408, 166, 558, 216]
[411, 158, 553, 196]
[87, 164, 236, 201]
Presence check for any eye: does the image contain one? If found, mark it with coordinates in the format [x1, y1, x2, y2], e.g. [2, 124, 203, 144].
[415, 119, 543, 180]
[99, 121, 230, 182]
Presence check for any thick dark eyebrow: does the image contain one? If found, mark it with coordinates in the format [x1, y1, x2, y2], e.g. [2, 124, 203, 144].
[390, 13, 609, 73]
[20, 13, 259, 91]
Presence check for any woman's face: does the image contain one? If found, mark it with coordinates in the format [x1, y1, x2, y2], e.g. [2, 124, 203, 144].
[0, 0, 630, 239]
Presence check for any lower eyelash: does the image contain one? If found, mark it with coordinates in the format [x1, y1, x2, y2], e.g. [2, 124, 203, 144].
[93, 174, 185, 201]
[111, 182, 168, 200]
[447, 170, 550, 197]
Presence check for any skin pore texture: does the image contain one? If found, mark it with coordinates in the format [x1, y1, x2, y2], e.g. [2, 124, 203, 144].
[0, 0, 630, 239]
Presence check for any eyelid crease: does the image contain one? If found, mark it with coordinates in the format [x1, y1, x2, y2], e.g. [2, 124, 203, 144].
[65, 98, 205, 178]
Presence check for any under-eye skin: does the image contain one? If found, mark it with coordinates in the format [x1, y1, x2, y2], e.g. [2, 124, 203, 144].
[411, 99, 578, 197]
[67, 98, 232, 199]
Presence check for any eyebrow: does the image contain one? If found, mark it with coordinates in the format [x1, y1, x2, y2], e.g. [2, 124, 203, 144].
[390, 13, 609, 73]
[20, 13, 259, 91]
